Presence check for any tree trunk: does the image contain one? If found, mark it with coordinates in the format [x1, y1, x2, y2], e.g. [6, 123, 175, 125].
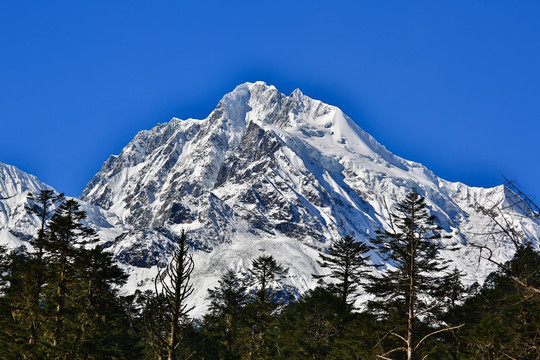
[407, 273, 414, 360]
[54, 259, 66, 347]
[407, 207, 416, 360]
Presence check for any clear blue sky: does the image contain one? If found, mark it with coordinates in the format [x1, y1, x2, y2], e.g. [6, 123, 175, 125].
[1, 1, 539, 199]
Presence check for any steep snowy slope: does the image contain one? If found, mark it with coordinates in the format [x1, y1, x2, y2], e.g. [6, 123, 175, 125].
[0, 161, 54, 246]
[0, 161, 125, 251]
[79, 82, 539, 314]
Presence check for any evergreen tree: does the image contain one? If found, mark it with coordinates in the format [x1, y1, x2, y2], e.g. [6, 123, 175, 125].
[312, 235, 372, 309]
[73, 245, 141, 359]
[243, 255, 288, 359]
[366, 190, 460, 360]
[247, 255, 288, 305]
[44, 198, 97, 357]
[435, 267, 469, 360]
[439, 267, 468, 311]
[452, 245, 540, 359]
[1, 194, 139, 359]
[0, 245, 8, 291]
[325, 311, 381, 360]
[277, 287, 345, 359]
[26, 190, 65, 263]
[0, 247, 38, 358]
[204, 269, 249, 360]
[24, 190, 65, 347]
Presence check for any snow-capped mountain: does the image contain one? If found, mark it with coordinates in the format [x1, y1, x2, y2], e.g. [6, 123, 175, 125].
[0, 161, 52, 248]
[79, 82, 539, 310]
[0, 161, 124, 253]
[2, 82, 539, 316]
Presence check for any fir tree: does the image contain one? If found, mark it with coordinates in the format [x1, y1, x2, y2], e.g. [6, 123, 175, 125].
[366, 190, 461, 360]
[277, 287, 345, 359]
[452, 245, 540, 359]
[73, 245, 140, 359]
[26, 190, 65, 264]
[24, 190, 65, 347]
[247, 255, 288, 305]
[325, 311, 381, 360]
[0, 247, 37, 358]
[312, 235, 372, 309]
[204, 269, 249, 360]
[44, 198, 97, 356]
[244, 255, 288, 359]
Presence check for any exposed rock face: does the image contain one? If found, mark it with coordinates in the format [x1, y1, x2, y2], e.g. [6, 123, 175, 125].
[79, 82, 540, 277]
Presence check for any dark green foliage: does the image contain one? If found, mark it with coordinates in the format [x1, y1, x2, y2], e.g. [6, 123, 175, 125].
[73, 245, 140, 359]
[43, 199, 97, 356]
[208, 269, 248, 318]
[241, 255, 289, 359]
[367, 191, 451, 316]
[247, 255, 289, 305]
[204, 269, 249, 360]
[325, 312, 381, 360]
[366, 190, 456, 359]
[0, 193, 139, 359]
[0, 189, 538, 359]
[17, 190, 65, 351]
[313, 235, 372, 308]
[204, 269, 248, 360]
[452, 245, 540, 359]
[277, 287, 346, 359]
[26, 190, 65, 258]
[0, 247, 43, 359]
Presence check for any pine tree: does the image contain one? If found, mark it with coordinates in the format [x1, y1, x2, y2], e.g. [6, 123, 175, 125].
[312, 235, 372, 309]
[0, 193, 141, 359]
[73, 245, 141, 359]
[366, 190, 461, 360]
[0, 247, 37, 358]
[326, 311, 381, 360]
[26, 190, 65, 264]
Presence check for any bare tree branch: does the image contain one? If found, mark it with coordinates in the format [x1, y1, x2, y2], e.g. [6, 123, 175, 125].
[470, 242, 540, 295]
[413, 324, 464, 351]
[377, 346, 408, 360]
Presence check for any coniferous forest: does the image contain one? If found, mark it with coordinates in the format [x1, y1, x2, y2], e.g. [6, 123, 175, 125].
[0, 190, 538, 359]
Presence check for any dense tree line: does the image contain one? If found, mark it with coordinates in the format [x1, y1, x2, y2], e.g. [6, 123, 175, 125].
[0, 189, 538, 359]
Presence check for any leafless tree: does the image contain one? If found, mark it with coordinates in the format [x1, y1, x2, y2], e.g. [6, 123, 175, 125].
[472, 178, 540, 295]
[144, 230, 195, 360]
